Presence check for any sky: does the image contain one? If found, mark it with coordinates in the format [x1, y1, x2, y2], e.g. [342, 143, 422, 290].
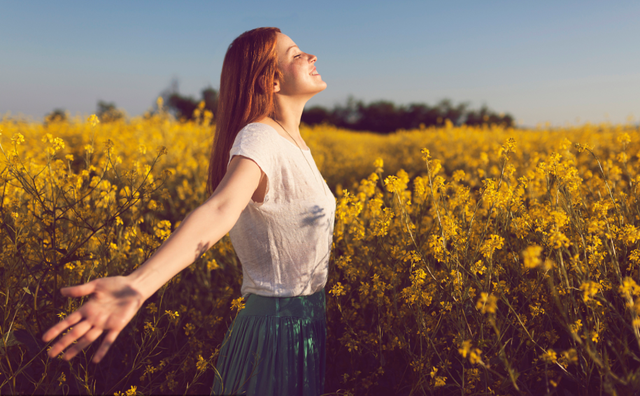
[1, 0, 638, 128]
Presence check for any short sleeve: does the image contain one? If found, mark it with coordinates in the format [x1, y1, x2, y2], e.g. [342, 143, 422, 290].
[228, 124, 278, 197]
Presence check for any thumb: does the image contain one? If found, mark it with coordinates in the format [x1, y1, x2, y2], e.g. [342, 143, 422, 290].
[60, 280, 97, 298]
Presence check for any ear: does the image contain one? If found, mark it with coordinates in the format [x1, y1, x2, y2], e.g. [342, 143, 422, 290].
[273, 79, 280, 93]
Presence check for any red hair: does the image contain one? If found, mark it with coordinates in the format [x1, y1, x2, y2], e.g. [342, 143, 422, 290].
[207, 27, 282, 195]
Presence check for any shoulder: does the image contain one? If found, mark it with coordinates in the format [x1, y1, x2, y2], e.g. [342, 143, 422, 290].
[235, 122, 277, 143]
[230, 123, 281, 166]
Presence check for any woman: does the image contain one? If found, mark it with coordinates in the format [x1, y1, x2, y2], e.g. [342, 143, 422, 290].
[42, 27, 335, 395]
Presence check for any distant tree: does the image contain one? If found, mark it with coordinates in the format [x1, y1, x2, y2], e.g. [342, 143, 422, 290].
[301, 106, 332, 125]
[201, 87, 219, 118]
[403, 103, 440, 128]
[158, 79, 218, 123]
[44, 108, 68, 124]
[96, 101, 125, 123]
[355, 100, 402, 133]
[330, 96, 363, 127]
[434, 99, 469, 126]
[167, 93, 199, 121]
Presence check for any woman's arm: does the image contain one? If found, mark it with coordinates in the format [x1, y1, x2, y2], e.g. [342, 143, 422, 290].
[42, 155, 263, 363]
[127, 155, 262, 299]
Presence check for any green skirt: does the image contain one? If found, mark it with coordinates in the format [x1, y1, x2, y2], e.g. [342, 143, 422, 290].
[211, 289, 326, 396]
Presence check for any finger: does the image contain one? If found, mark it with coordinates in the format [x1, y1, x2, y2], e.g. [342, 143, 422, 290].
[48, 320, 93, 358]
[60, 280, 97, 298]
[63, 327, 103, 361]
[92, 330, 120, 364]
[42, 311, 84, 343]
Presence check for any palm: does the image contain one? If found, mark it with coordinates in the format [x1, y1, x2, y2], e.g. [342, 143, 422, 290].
[42, 276, 145, 363]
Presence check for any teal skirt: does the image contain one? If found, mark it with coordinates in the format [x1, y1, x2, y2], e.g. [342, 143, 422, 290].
[211, 289, 326, 396]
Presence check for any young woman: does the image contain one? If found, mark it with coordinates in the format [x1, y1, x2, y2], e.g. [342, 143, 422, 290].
[42, 27, 335, 395]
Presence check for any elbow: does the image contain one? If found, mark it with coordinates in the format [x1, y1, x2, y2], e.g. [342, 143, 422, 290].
[197, 198, 243, 238]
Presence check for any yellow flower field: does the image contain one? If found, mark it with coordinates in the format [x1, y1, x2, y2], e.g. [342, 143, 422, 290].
[1, 108, 639, 395]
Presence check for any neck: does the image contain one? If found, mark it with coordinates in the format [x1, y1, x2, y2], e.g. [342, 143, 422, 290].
[272, 94, 309, 137]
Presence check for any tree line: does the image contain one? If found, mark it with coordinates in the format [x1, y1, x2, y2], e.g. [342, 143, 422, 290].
[301, 97, 514, 132]
[46, 82, 515, 132]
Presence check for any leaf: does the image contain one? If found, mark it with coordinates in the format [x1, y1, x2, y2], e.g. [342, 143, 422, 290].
[0, 330, 22, 354]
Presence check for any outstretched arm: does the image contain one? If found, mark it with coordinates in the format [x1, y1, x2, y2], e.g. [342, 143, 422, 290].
[42, 155, 263, 363]
[127, 155, 262, 300]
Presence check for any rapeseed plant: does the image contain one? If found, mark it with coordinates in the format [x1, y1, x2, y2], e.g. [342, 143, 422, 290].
[1, 111, 639, 394]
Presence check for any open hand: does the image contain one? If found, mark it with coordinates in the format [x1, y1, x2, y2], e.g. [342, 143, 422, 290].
[41, 276, 145, 363]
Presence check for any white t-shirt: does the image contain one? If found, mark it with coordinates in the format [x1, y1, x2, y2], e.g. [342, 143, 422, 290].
[227, 123, 336, 298]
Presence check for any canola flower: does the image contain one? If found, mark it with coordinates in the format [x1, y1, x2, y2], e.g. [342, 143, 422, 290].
[1, 111, 639, 395]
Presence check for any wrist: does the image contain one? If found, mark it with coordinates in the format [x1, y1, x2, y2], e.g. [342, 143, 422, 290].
[126, 270, 158, 302]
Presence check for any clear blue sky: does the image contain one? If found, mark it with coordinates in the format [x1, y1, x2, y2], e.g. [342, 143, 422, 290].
[1, 0, 638, 127]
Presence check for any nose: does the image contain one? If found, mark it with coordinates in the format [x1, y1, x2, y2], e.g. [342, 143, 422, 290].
[308, 53, 317, 63]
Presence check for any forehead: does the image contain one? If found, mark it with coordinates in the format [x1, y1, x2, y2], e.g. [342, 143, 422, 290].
[276, 33, 297, 54]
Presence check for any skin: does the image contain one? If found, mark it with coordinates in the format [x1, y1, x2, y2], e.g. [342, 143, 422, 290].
[258, 32, 327, 150]
[41, 32, 327, 364]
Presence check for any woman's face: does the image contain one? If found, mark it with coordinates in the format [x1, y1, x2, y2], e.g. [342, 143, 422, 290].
[275, 33, 327, 98]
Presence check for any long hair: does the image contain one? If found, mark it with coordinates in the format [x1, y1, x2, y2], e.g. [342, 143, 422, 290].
[207, 27, 282, 195]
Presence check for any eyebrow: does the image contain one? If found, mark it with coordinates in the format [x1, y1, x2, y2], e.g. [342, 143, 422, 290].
[286, 45, 299, 54]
